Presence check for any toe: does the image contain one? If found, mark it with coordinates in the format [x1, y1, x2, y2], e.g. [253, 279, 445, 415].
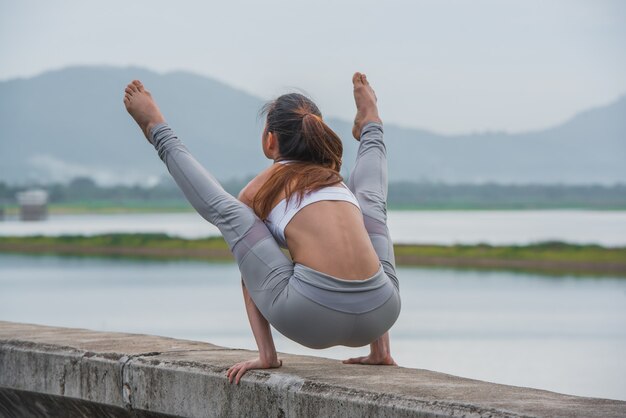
[132, 80, 144, 91]
[125, 86, 134, 95]
[361, 73, 368, 85]
[352, 72, 362, 85]
[128, 82, 139, 93]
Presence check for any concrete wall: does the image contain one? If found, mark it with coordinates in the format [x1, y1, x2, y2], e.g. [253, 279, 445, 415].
[1, 321, 624, 418]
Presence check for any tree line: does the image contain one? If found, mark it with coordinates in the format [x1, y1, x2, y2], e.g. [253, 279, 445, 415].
[1, 177, 625, 209]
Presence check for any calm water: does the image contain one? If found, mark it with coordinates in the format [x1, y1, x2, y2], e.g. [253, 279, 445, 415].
[1, 254, 625, 401]
[1, 210, 626, 246]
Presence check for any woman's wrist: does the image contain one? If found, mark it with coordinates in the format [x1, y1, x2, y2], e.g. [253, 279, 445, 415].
[259, 352, 279, 367]
[258, 345, 279, 364]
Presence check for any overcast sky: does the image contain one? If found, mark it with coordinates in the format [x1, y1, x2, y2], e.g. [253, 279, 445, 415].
[1, 0, 625, 134]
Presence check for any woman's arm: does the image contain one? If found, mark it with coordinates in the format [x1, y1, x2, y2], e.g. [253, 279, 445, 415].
[226, 166, 283, 384]
[227, 279, 282, 384]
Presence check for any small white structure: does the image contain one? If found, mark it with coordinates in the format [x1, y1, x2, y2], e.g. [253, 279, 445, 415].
[16, 189, 48, 221]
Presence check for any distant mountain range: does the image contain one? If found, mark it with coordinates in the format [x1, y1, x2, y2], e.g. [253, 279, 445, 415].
[1, 66, 624, 185]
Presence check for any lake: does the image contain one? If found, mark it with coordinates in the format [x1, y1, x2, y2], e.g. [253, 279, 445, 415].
[1, 210, 626, 246]
[1, 253, 625, 401]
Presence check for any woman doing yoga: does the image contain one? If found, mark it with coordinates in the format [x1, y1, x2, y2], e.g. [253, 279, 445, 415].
[124, 72, 400, 384]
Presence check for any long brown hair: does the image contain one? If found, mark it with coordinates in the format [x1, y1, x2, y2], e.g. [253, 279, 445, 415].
[252, 93, 344, 220]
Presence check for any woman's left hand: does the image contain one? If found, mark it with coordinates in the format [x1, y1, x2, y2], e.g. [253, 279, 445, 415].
[226, 357, 283, 384]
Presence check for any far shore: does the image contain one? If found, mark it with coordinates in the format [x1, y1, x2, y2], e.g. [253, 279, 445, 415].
[1, 234, 624, 278]
[2, 202, 626, 216]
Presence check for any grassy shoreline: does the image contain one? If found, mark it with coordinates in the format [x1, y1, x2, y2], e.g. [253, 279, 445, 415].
[1, 234, 624, 277]
[3, 203, 626, 216]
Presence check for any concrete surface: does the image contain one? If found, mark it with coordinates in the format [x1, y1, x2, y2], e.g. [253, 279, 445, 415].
[1, 321, 624, 418]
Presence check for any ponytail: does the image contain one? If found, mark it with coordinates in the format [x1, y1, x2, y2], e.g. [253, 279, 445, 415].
[300, 112, 343, 171]
[252, 93, 344, 220]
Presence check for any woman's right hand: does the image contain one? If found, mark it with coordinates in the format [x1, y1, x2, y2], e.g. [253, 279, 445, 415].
[226, 357, 283, 384]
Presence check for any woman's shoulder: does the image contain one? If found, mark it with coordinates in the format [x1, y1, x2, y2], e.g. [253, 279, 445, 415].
[239, 164, 272, 203]
[238, 163, 283, 206]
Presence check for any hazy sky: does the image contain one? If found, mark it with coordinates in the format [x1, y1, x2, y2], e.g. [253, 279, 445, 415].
[1, 0, 625, 134]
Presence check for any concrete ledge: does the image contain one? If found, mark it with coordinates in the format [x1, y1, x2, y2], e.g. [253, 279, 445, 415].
[1, 321, 624, 417]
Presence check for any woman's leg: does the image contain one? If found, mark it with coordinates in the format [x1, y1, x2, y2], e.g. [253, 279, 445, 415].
[149, 123, 295, 319]
[345, 73, 399, 366]
[346, 74, 398, 291]
[124, 80, 294, 324]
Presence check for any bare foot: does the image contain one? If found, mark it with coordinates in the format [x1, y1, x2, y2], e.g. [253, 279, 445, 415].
[342, 352, 397, 366]
[123, 80, 166, 141]
[352, 72, 382, 140]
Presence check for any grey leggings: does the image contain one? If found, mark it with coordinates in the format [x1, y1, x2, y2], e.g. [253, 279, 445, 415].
[150, 122, 400, 349]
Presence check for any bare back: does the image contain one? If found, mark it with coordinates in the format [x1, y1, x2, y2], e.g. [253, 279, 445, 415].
[240, 164, 380, 280]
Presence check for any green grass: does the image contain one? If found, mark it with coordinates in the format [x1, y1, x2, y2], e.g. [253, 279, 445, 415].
[2, 234, 624, 267]
[394, 241, 626, 264]
[4, 201, 626, 216]
[0, 233, 228, 250]
[387, 204, 626, 211]
[2, 201, 193, 215]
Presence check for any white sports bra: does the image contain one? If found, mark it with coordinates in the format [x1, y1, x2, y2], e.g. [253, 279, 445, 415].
[264, 184, 361, 248]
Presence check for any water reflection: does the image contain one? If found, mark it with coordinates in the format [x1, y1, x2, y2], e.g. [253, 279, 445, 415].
[1, 210, 626, 246]
[1, 254, 625, 401]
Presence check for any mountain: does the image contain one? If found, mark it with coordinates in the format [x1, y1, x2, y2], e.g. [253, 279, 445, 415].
[1, 66, 624, 185]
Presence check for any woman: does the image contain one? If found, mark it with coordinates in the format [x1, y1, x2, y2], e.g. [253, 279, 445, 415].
[123, 72, 400, 384]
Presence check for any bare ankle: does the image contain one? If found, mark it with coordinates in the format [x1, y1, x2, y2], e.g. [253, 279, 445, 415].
[145, 119, 163, 136]
[363, 116, 382, 127]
